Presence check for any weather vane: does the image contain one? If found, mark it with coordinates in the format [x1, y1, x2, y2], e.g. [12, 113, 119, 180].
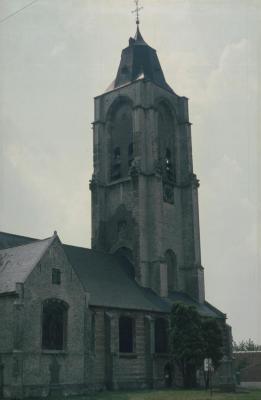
[132, 0, 143, 26]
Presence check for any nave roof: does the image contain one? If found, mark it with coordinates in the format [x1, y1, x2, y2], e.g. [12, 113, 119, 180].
[0, 231, 225, 318]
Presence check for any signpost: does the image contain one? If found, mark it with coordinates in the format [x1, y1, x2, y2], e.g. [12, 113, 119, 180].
[204, 358, 214, 397]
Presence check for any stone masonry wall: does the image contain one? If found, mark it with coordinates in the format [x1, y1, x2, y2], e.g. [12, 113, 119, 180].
[91, 79, 204, 301]
[0, 238, 88, 398]
[90, 306, 170, 390]
[0, 296, 15, 395]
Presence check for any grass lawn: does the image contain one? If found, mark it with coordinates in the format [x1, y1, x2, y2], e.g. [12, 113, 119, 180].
[83, 389, 261, 400]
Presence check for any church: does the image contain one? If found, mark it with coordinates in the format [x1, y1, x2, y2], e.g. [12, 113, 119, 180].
[0, 21, 233, 398]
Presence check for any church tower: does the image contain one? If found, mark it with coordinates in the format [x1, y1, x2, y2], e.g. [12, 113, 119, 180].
[90, 26, 205, 303]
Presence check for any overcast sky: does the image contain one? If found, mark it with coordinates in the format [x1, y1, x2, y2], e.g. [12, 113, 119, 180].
[0, 0, 260, 343]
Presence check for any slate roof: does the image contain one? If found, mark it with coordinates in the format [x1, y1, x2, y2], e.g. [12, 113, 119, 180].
[0, 236, 54, 295]
[0, 232, 225, 318]
[107, 27, 174, 94]
[166, 292, 225, 318]
[0, 231, 37, 250]
[63, 245, 168, 312]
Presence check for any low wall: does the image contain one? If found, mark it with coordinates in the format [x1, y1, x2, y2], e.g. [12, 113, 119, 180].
[240, 382, 261, 389]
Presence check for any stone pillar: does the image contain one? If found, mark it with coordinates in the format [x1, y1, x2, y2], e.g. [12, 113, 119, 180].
[145, 316, 155, 388]
[178, 116, 205, 302]
[159, 262, 168, 297]
[49, 356, 60, 385]
[217, 356, 235, 390]
[91, 117, 106, 250]
[132, 105, 145, 286]
[104, 312, 119, 390]
[131, 103, 166, 295]
[83, 293, 93, 387]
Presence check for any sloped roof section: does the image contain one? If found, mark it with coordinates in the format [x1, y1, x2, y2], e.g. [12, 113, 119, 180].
[63, 245, 224, 317]
[0, 232, 225, 318]
[0, 236, 54, 294]
[0, 231, 37, 250]
[107, 27, 174, 94]
[166, 292, 225, 319]
[64, 245, 168, 312]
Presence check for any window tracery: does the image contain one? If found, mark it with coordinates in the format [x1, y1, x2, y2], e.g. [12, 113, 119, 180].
[157, 103, 176, 204]
[155, 318, 168, 353]
[42, 299, 68, 351]
[110, 102, 133, 181]
[119, 316, 134, 353]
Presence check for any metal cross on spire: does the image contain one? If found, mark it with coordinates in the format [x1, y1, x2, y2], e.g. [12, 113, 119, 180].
[132, 0, 143, 26]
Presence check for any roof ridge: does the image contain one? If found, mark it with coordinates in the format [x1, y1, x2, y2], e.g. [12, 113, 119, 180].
[204, 300, 225, 316]
[63, 243, 89, 251]
[0, 235, 57, 295]
[22, 235, 56, 283]
[0, 231, 38, 241]
[0, 235, 54, 253]
[63, 243, 111, 256]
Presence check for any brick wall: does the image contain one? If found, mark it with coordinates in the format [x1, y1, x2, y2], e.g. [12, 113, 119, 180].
[234, 352, 261, 382]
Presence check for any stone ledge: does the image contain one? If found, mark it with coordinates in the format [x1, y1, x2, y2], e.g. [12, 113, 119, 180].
[119, 353, 138, 359]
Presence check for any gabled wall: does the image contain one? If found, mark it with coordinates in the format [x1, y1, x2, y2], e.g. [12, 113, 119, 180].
[0, 238, 89, 398]
[0, 295, 16, 397]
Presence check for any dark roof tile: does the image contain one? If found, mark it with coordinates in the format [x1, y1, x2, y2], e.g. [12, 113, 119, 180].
[108, 28, 174, 94]
[0, 231, 37, 250]
[63, 245, 168, 312]
[0, 236, 54, 294]
[0, 232, 225, 317]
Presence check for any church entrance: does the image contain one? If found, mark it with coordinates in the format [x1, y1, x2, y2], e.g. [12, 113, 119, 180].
[184, 364, 197, 388]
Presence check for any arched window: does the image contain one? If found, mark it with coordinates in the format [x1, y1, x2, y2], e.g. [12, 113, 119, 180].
[165, 250, 178, 291]
[42, 299, 68, 350]
[155, 318, 168, 353]
[110, 102, 133, 181]
[128, 142, 134, 167]
[52, 268, 61, 285]
[158, 104, 175, 155]
[117, 220, 127, 240]
[111, 147, 121, 180]
[119, 316, 134, 353]
[158, 103, 176, 187]
[165, 148, 173, 182]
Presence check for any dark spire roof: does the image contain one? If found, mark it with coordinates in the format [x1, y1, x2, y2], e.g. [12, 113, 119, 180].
[133, 26, 146, 44]
[107, 28, 174, 93]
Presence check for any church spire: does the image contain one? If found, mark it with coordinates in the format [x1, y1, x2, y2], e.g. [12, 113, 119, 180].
[106, 0, 174, 94]
[134, 25, 146, 43]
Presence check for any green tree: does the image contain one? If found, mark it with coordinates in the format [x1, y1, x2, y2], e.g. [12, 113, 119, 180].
[169, 303, 205, 388]
[202, 318, 223, 388]
[233, 339, 261, 351]
[170, 303, 224, 389]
